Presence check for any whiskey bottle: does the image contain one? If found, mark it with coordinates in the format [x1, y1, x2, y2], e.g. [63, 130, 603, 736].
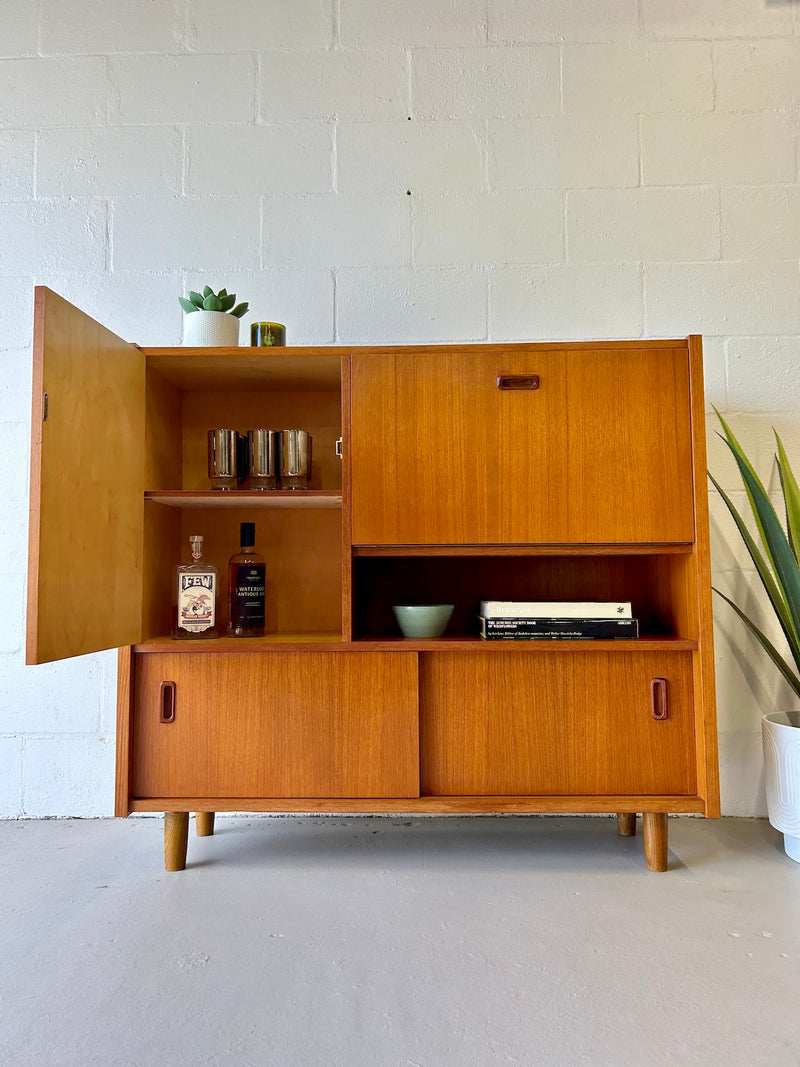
[172, 534, 219, 640]
[228, 522, 266, 637]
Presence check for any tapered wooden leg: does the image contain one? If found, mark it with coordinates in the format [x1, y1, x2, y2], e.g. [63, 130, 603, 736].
[196, 812, 215, 837]
[164, 812, 189, 871]
[616, 812, 637, 836]
[643, 812, 668, 871]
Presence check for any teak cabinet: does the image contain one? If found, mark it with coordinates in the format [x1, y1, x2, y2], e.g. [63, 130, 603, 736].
[27, 288, 719, 873]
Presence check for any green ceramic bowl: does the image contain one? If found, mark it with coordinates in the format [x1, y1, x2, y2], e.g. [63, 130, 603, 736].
[392, 604, 454, 639]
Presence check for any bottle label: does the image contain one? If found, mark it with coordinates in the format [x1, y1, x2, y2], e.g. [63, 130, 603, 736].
[232, 564, 266, 624]
[177, 572, 216, 633]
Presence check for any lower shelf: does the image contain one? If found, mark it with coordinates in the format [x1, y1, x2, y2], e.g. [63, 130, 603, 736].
[134, 634, 699, 652]
[129, 795, 710, 814]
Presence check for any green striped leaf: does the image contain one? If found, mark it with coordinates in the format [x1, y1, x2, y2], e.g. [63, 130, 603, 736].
[713, 407, 776, 572]
[723, 436, 800, 652]
[708, 470, 800, 666]
[713, 587, 800, 699]
[775, 430, 800, 562]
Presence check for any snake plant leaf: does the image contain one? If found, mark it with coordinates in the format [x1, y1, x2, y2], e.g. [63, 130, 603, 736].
[203, 285, 213, 298]
[178, 297, 198, 314]
[230, 302, 249, 318]
[203, 294, 223, 311]
[708, 470, 800, 662]
[775, 430, 800, 562]
[189, 291, 204, 308]
[220, 293, 236, 312]
[718, 433, 800, 664]
[713, 407, 776, 572]
[713, 586, 800, 699]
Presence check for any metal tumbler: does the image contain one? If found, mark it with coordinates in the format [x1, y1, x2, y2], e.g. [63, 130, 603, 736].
[279, 430, 312, 490]
[207, 429, 239, 491]
[247, 429, 280, 490]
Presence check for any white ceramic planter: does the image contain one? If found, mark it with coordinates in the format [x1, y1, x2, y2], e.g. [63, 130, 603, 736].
[182, 310, 240, 347]
[762, 710, 800, 862]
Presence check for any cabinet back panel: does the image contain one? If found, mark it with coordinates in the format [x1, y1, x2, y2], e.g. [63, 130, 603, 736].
[144, 368, 182, 490]
[180, 507, 342, 635]
[182, 391, 341, 492]
[142, 501, 182, 641]
[354, 554, 696, 639]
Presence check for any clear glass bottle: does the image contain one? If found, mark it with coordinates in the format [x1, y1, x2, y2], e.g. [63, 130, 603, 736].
[172, 534, 219, 640]
[228, 522, 266, 637]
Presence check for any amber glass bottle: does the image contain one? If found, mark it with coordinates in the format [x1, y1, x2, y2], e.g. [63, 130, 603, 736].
[227, 522, 266, 637]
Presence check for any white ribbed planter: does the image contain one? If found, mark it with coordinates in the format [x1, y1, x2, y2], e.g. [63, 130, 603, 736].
[762, 711, 800, 862]
[182, 310, 240, 347]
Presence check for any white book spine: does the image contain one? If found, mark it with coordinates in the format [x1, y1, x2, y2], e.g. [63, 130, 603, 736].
[479, 600, 632, 619]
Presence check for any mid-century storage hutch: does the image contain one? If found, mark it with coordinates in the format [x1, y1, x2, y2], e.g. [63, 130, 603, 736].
[27, 288, 719, 872]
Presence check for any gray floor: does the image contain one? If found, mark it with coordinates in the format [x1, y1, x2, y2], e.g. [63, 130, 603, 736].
[1, 816, 798, 1067]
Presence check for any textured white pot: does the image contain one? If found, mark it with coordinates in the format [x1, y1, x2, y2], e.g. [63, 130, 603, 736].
[182, 310, 240, 347]
[762, 711, 800, 862]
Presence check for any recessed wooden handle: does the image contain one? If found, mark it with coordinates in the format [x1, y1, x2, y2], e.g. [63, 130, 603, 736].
[651, 678, 668, 720]
[160, 681, 176, 723]
[497, 374, 539, 390]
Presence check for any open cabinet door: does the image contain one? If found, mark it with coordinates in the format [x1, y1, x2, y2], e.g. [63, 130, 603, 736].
[27, 288, 145, 664]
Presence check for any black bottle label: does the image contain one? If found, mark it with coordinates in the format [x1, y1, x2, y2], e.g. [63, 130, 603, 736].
[232, 564, 266, 624]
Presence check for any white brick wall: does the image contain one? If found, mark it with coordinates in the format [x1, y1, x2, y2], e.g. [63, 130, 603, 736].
[1, 0, 799, 817]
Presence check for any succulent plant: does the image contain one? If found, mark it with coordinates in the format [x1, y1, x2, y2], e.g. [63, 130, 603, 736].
[179, 286, 249, 318]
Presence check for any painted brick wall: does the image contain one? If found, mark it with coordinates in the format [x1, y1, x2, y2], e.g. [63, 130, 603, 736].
[1, 0, 799, 816]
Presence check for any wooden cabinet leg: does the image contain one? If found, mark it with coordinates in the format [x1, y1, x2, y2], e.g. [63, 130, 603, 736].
[616, 812, 637, 836]
[196, 812, 215, 837]
[643, 812, 668, 871]
[164, 812, 189, 871]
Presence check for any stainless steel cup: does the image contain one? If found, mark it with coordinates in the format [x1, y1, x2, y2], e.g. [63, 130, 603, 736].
[247, 429, 280, 490]
[279, 430, 312, 490]
[207, 428, 239, 491]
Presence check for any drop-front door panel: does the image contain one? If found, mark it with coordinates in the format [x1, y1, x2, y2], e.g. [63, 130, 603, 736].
[419, 651, 696, 796]
[132, 652, 419, 799]
[350, 347, 694, 545]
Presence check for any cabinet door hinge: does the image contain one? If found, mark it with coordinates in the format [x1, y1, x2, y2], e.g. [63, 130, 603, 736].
[42, 393, 48, 421]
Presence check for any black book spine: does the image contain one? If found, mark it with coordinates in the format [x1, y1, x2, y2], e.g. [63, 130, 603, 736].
[478, 617, 639, 639]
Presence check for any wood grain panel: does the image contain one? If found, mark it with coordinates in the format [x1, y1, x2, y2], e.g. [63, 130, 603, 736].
[176, 506, 342, 635]
[27, 287, 145, 663]
[141, 500, 181, 641]
[115, 646, 134, 816]
[181, 390, 341, 491]
[420, 651, 696, 796]
[144, 366, 182, 490]
[130, 795, 706, 814]
[132, 652, 418, 798]
[688, 335, 720, 816]
[351, 347, 694, 545]
[354, 553, 691, 640]
[144, 351, 342, 391]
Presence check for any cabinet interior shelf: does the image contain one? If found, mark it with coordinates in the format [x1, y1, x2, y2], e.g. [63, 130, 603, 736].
[145, 490, 343, 509]
[134, 635, 699, 653]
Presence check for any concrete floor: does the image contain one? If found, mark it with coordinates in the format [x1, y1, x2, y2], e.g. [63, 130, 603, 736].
[1, 816, 798, 1067]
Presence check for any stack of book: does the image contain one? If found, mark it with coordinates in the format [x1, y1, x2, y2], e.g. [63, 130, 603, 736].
[478, 600, 638, 640]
